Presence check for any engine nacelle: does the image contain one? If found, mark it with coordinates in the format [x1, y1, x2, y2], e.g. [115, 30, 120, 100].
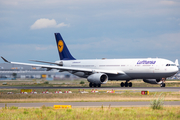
[87, 73, 108, 84]
[143, 79, 161, 84]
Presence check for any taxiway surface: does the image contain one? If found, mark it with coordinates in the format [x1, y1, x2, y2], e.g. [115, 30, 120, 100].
[0, 101, 180, 108]
[0, 86, 180, 92]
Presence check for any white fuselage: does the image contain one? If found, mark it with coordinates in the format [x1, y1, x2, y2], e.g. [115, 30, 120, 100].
[58, 58, 178, 80]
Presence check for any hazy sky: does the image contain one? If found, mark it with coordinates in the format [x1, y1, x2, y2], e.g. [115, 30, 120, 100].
[0, 0, 180, 63]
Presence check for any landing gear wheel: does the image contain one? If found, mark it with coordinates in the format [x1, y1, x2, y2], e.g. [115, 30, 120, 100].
[98, 84, 101, 87]
[129, 82, 132, 87]
[89, 82, 92, 87]
[120, 82, 133, 87]
[93, 84, 97, 87]
[160, 83, 165, 87]
[120, 82, 124, 87]
[125, 82, 129, 87]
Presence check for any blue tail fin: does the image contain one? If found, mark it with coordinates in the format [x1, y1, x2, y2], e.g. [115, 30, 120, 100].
[54, 33, 76, 60]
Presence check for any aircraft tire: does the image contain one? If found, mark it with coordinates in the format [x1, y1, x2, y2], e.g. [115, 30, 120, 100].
[129, 82, 132, 87]
[89, 83, 93, 87]
[125, 82, 128, 87]
[98, 84, 101, 87]
[120, 82, 124, 87]
[93, 84, 97, 87]
[160, 83, 165, 87]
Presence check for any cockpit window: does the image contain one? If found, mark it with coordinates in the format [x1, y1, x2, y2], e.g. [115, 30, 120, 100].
[166, 64, 176, 66]
[171, 64, 176, 66]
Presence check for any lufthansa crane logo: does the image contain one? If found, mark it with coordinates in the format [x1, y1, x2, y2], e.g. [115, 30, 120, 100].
[58, 40, 64, 53]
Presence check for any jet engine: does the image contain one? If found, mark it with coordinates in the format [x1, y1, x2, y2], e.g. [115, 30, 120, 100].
[87, 73, 108, 84]
[143, 79, 161, 84]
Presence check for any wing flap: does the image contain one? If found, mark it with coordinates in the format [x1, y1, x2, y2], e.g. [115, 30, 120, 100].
[29, 60, 63, 66]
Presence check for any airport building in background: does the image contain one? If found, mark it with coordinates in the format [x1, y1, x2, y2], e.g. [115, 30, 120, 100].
[0, 63, 77, 80]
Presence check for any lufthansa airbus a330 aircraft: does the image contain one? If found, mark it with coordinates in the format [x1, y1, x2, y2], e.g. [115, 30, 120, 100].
[1, 33, 179, 87]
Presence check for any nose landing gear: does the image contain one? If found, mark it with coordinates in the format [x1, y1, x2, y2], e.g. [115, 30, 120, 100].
[160, 78, 166, 87]
[120, 81, 132, 87]
[160, 83, 166, 87]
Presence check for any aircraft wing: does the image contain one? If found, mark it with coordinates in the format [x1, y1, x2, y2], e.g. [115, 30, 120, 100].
[1, 57, 125, 75]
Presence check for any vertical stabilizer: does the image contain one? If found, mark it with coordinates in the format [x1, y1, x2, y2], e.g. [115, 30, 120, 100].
[54, 33, 76, 60]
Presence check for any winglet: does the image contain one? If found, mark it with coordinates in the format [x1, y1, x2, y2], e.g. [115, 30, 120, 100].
[1, 56, 11, 63]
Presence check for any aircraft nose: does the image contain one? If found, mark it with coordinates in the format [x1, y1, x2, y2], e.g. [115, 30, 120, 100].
[167, 66, 179, 77]
[173, 66, 179, 74]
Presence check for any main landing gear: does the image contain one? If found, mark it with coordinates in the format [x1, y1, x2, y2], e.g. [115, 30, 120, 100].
[89, 82, 101, 87]
[120, 81, 132, 87]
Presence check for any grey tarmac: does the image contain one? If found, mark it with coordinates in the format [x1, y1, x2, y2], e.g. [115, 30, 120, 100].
[0, 86, 180, 92]
[0, 101, 180, 108]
